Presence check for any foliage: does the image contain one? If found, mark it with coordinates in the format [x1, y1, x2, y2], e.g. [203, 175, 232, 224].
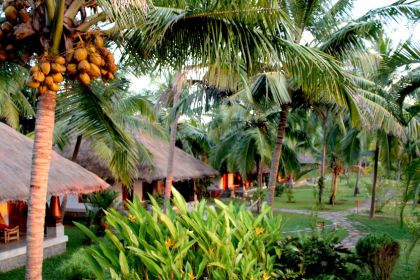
[58, 248, 96, 280]
[272, 232, 360, 280]
[0, 63, 35, 129]
[356, 233, 401, 280]
[84, 189, 119, 237]
[251, 188, 267, 214]
[55, 78, 163, 186]
[76, 189, 282, 279]
[404, 210, 420, 262]
[275, 182, 285, 197]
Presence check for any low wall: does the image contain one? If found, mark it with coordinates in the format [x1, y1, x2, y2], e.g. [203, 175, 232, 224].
[0, 235, 68, 272]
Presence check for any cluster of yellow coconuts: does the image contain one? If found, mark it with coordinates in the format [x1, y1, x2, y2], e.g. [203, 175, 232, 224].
[27, 56, 66, 93]
[27, 34, 117, 93]
[66, 34, 118, 85]
[0, 0, 31, 61]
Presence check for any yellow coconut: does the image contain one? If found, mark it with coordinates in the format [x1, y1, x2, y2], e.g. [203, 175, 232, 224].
[88, 63, 101, 78]
[44, 76, 54, 86]
[86, 45, 96, 53]
[107, 63, 118, 73]
[66, 63, 77, 74]
[88, 53, 102, 66]
[55, 56, 66, 65]
[94, 36, 104, 48]
[32, 71, 45, 82]
[48, 82, 60, 92]
[4, 6, 17, 22]
[79, 72, 91, 85]
[41, 62, 51, 75]
[51, 63, 66, 73]
[74, 48, 88, 62]
[51, 73, 63, 83]
[78, 60, 91, 73]
[100, 68, 108, 76]
[27, 81, 40, 88]
[107, 72, 115, 81]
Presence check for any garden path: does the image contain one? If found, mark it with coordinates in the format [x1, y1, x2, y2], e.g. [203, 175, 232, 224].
[275, 206, 367, 248]
[275, 189, 398, 248]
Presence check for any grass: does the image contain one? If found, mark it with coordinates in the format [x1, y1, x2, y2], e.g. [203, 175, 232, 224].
[280, 212, 348, 241]
[274, 175, 372, 211]
[0, 226, 85, 280]
[348, 214, 419, 280]
[280, 212, 330, 231]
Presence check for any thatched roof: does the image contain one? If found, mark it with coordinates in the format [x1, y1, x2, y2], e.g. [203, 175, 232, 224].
[0, 123, 109, 202]
[61, 134, 218, 183]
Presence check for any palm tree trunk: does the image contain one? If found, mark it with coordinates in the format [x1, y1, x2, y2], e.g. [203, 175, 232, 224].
[59, 135, 83, 221]
[25, 90, 57, 280]
[256, 157, 262, 188]
[266, 104, 289, 206]
[163, 73, 184, 210]
[318, 120, 327, 204]
[370, 136, 380, 219]
[329, 168, 339, 205]
[354, 160, 362, 196]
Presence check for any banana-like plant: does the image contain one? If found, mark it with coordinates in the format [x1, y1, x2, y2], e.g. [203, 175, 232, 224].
[76, 189, 283, 279]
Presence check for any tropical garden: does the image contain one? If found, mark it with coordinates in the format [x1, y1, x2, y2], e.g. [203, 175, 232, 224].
[0, 0, 419, 279]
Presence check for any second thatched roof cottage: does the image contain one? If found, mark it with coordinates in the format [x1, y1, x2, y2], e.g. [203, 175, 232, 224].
[60, 133, 218, 213]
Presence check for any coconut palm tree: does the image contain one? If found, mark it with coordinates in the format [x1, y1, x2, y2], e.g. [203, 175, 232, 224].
[261, 0, 419, 207]
[358, 38, 420, 218]
[0, 1, 148, 278]
[114, 0, 378, 208]
[209, 103, 276, 186]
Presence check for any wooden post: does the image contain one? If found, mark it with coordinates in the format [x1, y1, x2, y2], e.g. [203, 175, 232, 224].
[355, 200, 360, 214]
[193, 179, 198, 202]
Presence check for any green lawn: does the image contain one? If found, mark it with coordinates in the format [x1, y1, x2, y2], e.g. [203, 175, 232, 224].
[280, 212, 330, 231]
[274, 175, 371, 211]
[348, 214, 420, 280]
[0, 226, 85, 280]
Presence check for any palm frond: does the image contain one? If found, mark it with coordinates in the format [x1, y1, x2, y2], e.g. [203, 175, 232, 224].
[0, 63, 34, 128]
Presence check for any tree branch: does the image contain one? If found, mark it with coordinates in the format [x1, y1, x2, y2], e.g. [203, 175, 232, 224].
[45, 0, 55, 26]
[65, 0, 84, 20]
[78, 12, 106, 31]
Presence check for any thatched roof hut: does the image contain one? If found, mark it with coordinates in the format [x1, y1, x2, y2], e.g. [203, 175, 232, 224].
[61, 134, 218, 183]
[0, 123, 109, 201]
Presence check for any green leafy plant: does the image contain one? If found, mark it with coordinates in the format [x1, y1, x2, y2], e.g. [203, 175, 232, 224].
[356, 233, 400, 280]
[251, 188, 267, 214]
[405, 210, 420, 263]
[272, 232, 360, 279]
[84, 189, 119, 237]
[286, 185, 295, 203]
[75, 188, 282, 279]
[275, 182, 285, 197]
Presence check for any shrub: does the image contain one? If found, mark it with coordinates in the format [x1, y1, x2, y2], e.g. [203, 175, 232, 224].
[272, 232, 361, 279]
[58, 248, 96, 280]
[356, 233, 400, 280]
[275, 182, 285, 197]
[84, 189, 119, 236]
[76, 189, 283, 279]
